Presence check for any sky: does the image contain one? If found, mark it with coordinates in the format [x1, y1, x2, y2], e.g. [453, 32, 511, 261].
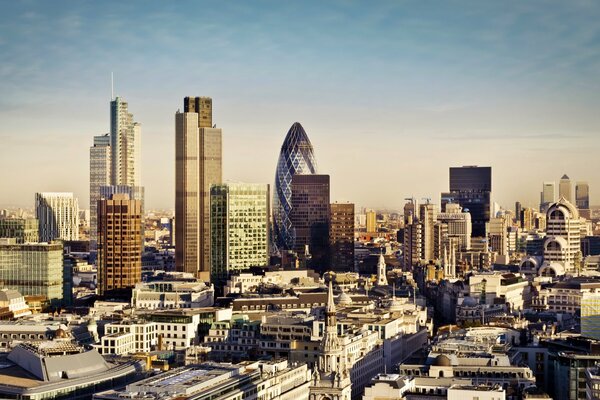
[1, 0, 599, 212]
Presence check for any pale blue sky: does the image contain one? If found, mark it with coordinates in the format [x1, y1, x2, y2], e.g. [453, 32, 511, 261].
[1, 1, 599, 210]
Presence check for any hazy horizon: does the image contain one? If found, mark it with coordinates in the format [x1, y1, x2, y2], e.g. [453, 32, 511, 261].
[1, 1, 599, 212]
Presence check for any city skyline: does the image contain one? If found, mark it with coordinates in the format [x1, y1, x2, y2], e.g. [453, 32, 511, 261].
[1, 1, 600, 210]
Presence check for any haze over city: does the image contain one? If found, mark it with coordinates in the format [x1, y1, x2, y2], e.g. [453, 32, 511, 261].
[1, 0, 599, 210]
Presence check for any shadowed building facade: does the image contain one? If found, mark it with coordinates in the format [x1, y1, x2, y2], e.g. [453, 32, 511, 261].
[97, 194, 143, 296]
[175, 97, 222, 281]
[330, 202, 354, 272]
[290, 174, 330, 272]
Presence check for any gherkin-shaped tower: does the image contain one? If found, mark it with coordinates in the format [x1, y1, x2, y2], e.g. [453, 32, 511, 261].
[273, 122, 317, 251]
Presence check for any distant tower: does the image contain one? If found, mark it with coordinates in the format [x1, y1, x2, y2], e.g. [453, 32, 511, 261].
[559, 174, 573, 204]
[309, 280, 352, 400]
[89, 134, 111, 249]
[376, 250, 388, 286]
[110, 97, 141, 186]
[35, 192, 80, 242]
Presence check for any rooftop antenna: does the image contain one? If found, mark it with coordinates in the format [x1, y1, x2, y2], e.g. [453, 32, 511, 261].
[111, 72, 114, 100]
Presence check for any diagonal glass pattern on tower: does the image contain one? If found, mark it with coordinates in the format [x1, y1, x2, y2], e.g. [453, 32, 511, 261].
[273, 122, 317, 251]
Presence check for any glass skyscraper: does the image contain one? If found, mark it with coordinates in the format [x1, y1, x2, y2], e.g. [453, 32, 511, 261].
[273, 122, 317, 251]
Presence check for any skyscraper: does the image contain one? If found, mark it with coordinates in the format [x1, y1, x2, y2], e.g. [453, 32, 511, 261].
[89, 133, 111, 247]
[403, 199, 422, 268]
[290, 174, 330, 272]
[110, 97, 141, 186]
[576, 181, 590, 216]
[559, 174, 572, 203]
[330, 202, 355, 272]
[540, 182, 556, 213]
[273, 122, 318, 252]
[35, 192, 80, 242]
[97, 193, 143, 296]
[419, 202, 436, 261]
[442, 166, 491, 238]
[365, 210, 376, 233]
[175, 97, 222, 280]
[210, 183, 270, 286]
[487, 217, 508, 259]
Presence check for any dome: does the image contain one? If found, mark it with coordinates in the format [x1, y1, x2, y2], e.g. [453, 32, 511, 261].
[539, 261, 566, 277]
[389, 297, 406, 312]
[336, 292, 353, 306]
[54, 328, 67, 339]
[433, 354, 452, 367]
[461, 296, 479, 307]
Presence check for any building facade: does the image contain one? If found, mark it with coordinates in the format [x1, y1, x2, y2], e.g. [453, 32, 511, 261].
[290, 174, 330, 271]
[330, 202, 355, 272]
[559, 174, 573, 204]
[0, 218, 39, 243]
[89, 133, 111, 248]
[210, 183, 269, 286]
[0, 241, 63, 305]
[442, 166, 491, 238]
[97, 194, 143, 295]
[35, 192, 79, 242]
[175, 96, 222, 280]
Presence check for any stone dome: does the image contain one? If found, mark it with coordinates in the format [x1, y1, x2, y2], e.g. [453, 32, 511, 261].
[433, 354, 452, 367]
[336, 291, 353, 306]
[54, 328, 67, 339]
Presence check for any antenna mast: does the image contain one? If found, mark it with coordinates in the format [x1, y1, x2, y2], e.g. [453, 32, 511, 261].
[111, 72, 114, 100]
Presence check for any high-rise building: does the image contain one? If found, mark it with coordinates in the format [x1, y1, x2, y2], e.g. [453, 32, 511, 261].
[582, 292, 600, 340]
[487, 217, 508, 258]
[403, 200, 422, 269]
[520, 207, 535, 231]
[576, 181, 590, 217]
[442, 166, 491, 237]
[419, 203, 436, 262]
[35, 192, 79, 242]
[515, 202, 522, 225]
[365, 210, 376, 233]
[0, 240, 64, 306]
[210, 183, 270, 286]
[0, 218, 39, 243]
[559, 174, 572, 203]
[290, 174, 330, 272]
[435, 203, 472, 254]
[540, 182, 556, 212]
[175, 97, 222, 280]
[90, 133, 111, 247]
[97, 194, 143, 296]
[330, 202, 355, 272]
[544, 198, 581, 272]
[273, 122, 318, 252]
[110, 97, 141, 187]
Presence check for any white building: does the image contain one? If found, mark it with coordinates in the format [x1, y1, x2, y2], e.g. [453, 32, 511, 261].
[100, 320, 158, 354]
[545, 198, 582, 272]
[110, 97, 141, 187]
[35, 192, 79, 242]
[468, 272, 530, 312]
[132, 277, 214, 310]
[437, 203, 472, 251]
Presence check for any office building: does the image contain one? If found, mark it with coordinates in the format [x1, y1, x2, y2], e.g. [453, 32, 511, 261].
[403, 200, 422, 269]
[436, 203, 472, 253]
[330, 202, 355, 272]
[273, 122, 318, 252]
[0, 218, 38, 243]
[97, 194, 143, 296]
[110, 97, 141, 186]
[544, 198, 582, 272]
[540, 182, 556, 212]
[442, 166, 491, 237]
[35, 192, 79, 242]
[89, 133, 111, 248]
[290, 174, 330, 271]
[0, 241, 64, 305]
[99, 185, 145, 248]
[210, 183, 269, 285]
[582, 292, 600, 340]
[366, 209, 376, 233]
[487, 217, 508, 258]
[576, 181, 590, 219]
[559, 174, 572, 203]
[175, 96, 222, 280]
[419, 202, 436, 261]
